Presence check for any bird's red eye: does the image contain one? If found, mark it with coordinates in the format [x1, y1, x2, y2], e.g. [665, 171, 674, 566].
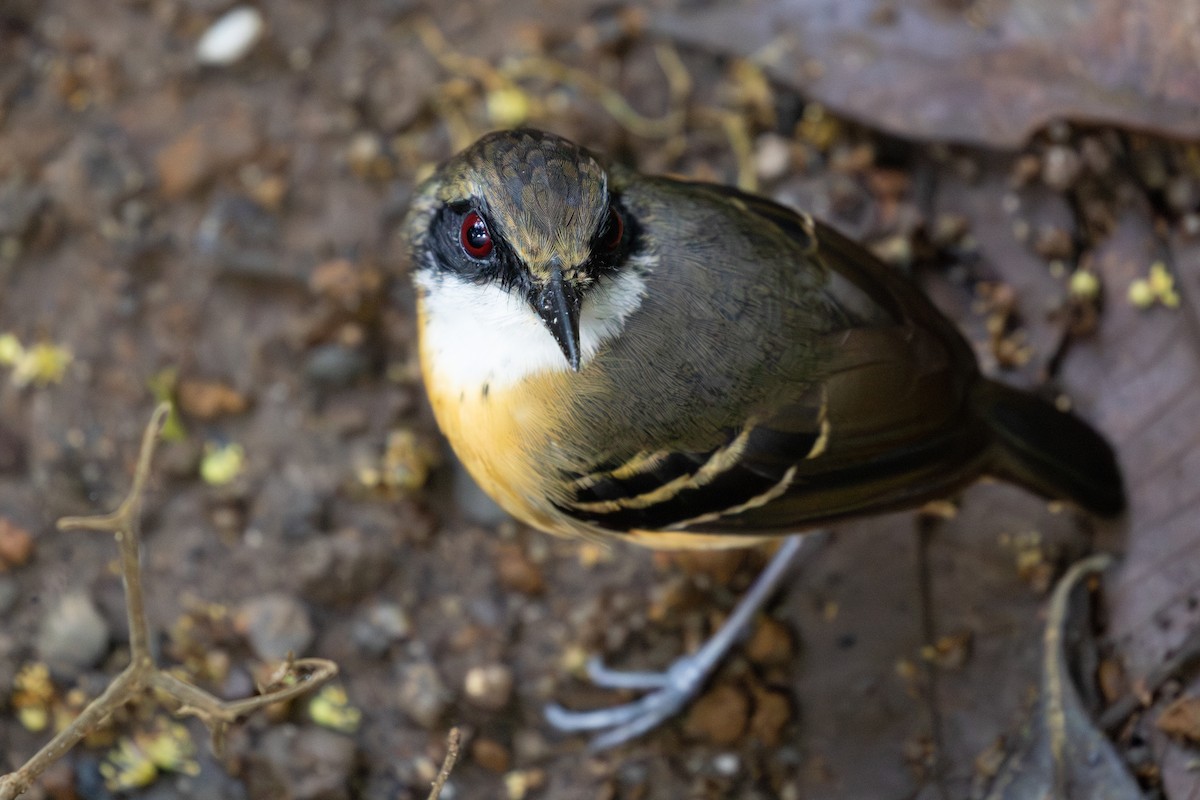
[460, 211, 493, 258]
[601, 208, 623, 251]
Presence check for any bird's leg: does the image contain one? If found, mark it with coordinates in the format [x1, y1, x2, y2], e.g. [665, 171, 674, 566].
[545, 531, 826, 750]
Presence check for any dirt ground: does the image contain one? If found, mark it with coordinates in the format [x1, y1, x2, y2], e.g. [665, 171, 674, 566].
[2, 2, 1199, 798]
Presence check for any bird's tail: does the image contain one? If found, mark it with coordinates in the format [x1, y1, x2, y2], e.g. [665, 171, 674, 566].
[974, 379, 1125, 517]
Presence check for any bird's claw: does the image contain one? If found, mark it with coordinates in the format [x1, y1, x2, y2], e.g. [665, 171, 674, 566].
[544, 534, 819, 751]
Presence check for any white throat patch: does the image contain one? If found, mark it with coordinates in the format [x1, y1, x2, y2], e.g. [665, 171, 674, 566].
[417, 263, 649, 392]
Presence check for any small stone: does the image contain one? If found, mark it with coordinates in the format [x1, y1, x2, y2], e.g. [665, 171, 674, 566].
[196, 193, 280, 277]
[471, 737, 511, 773]
[177, 378, 249, 419]
[754, 134, 792, 183]
[196, 6, 265, 66]
[684, 684, 749, 745]
[1041, 145, 1082, 191]
[1009, 154, 1041, 187]
[713, 752, 741, 777]
[345, 132, 391, 180]
[43, 129, 146, 223]
[495, 543, 544, 595]
[396, 660, 451, 728]
[0, 517, 34, 568]
[464, 663, 515, 711]
[749, 686, 792, 745]
[295, 529, 392, 605]
[250, 725, 357, 800]
[36, 592, 110, 678]
[155, 128, 208, 200]
[157, 113, 261, 200]
[351, 602, 411, 657]
[1079, 136, 1114, 175]
[1032, 225, 1074, 261]
[237, 593, 314, 661]
[511, 729, 550, 763]
[251, 475, 328, 543]
[746, 617, 794, 667]
[304, 343, 368, 389]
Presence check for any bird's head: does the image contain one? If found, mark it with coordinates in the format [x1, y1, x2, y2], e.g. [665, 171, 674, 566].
[405, 129, 630, 372]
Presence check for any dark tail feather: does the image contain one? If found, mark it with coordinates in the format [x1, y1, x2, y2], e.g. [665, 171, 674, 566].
[974, 380, 1126, 517]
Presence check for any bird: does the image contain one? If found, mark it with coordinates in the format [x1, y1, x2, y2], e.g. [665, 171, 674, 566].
[402, 128, 1125, 749]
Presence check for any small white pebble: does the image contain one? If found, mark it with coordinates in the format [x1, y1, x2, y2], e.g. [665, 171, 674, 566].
[713, 752, 741, 776]
[754, 134, 792, 182]
[196, 6, 265, 66]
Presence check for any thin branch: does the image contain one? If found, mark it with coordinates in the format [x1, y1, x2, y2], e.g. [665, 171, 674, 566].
[0, 403, 338, 800]
[427, 727, 462, 800]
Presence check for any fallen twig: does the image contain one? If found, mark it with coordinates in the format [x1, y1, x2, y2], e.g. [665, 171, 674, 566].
[0, 404, 338, 799]
[427, 727, 462, 800]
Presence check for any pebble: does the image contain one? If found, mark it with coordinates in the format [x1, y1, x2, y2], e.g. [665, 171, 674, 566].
[0, 516, 34, 568]
[511, 729, 550, 763]
[712, 752, 741, 777]
[304, 343, 368, 389]
[749, 686, 792, 745]
[746, 616, 794, 667]
[236, 593, 314, 661]
[471, 737, 512, 773]
[36, 592, 110, 678]
[250, 475, 328, 543]
[1032, 224, 1075, 260]
[463, 663, 515, 711]
[251, 725, 357, 800]
[351, 602, 411, 657]
[44, 129, 146, 223]
[396, 660, 451, 728]
[160, 110, 261, 201]
[195, 194, 280, 276]
[196, 7, 266, 67]
[495, 542, 544, 595]
[754, 134, 792, 183]
[295, 528, 392, 605]
[684, 683, 749, 745]
[177, 378, 249, 420]
[1041, 145, 1083, 191]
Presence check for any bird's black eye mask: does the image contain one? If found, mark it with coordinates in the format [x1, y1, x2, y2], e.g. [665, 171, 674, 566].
[427, 200, 527, 294]
[427, 197, 635, 292]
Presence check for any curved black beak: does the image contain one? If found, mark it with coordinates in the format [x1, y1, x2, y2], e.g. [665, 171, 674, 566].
[530, 268, 583, 371]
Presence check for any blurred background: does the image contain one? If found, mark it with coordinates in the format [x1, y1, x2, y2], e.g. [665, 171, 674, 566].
[1, 0, 1199, 797]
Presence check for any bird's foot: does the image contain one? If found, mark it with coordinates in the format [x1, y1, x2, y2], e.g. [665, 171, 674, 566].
[544, 532, 824, 750]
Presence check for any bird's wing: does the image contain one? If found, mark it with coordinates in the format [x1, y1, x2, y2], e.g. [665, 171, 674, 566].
[552, 180, 986, 538]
